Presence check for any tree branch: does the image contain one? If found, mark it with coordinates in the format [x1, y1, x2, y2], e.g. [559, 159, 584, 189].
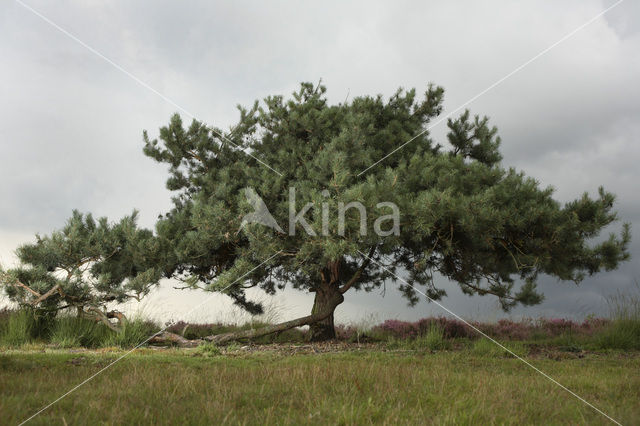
[30, 284, 61, 306]
[460, 280, 516, 301]
[81, 307, 121, 332]
[339, 246, 376, 294]
[10, 280, 42, 298]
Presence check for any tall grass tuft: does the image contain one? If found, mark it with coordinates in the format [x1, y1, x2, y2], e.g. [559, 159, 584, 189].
[50, 316, 111, 348]
[386, 325, 452, 351]
[414, 325, 450, 351]
[595, 281, 640, 350]
[0, 309, 36, 347]
[104, 318, 159, 348]
[595, 319, 640, 350]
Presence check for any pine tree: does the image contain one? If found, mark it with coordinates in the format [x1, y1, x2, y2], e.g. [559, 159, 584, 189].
[144, 82, 630, 342]
[0, 211, 164, 331]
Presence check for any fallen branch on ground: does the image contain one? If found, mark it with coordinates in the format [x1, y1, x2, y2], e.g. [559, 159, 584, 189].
[150, 291, 343, 347]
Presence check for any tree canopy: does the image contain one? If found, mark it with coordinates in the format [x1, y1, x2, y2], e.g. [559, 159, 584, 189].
[0, 211, 163, 330]
[143, 82, 630, 340]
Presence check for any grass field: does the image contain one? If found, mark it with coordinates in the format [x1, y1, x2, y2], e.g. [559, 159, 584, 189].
[1, 346, 638, 425]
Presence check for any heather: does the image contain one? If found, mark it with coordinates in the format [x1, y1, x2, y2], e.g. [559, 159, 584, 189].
[162, 316, 612, 345]
[362, 316, 609, 342]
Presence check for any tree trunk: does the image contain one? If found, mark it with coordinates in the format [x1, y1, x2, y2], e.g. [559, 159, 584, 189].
[309, 284, 343, 341]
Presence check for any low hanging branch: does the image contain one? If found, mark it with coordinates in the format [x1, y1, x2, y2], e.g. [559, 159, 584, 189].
[151, 289, 345, 347]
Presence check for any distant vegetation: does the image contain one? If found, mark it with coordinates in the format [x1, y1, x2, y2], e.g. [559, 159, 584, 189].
[2, 289, 638, 351]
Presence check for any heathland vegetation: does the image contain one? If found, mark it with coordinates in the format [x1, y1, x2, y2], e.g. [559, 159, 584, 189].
[1, 290, 639, 424]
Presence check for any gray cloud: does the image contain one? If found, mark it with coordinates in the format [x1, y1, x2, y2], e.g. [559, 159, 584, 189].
[1, 0, 638, 323]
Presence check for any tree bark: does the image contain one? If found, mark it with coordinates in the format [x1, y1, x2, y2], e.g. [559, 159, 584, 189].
[308, 283, 343, 341]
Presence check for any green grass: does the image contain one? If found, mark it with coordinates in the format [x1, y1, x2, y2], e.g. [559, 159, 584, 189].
[410, 325, 451, 351]
[0, 350, 637, 425]
[471, 338, 528, 358]
[103, 318, 159, 348]
[193, 342, 222, 357]
[594, 319, 640, 350]
[0, 309, 36, 347]
[0, 310, 161, 349]
[384, 326, 451, 352]
[594, 280, 640, 350]
[50, 316, 112, 348]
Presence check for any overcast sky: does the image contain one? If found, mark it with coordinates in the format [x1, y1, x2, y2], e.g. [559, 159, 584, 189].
[1, 0, 639, 325]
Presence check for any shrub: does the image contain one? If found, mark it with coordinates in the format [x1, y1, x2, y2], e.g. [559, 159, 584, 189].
[334, 324, 358, 341]
[440, 318, 475, 339]
[0, 307, 13, 325]
[482, 319, 533, 341]
[194, 342, 222, 357]
[539, 318, 578, 336]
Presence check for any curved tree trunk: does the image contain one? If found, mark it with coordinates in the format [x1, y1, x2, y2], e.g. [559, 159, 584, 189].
[308, 284, 343, 341]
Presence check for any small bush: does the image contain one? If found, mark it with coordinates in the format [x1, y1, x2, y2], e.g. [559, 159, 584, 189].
[373, 319, 419, 340]
[194, 342, 222, 357]
[0, 307, 13, 326]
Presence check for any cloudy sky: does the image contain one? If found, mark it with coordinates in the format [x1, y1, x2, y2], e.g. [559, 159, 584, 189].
[1, 0, 639, 325]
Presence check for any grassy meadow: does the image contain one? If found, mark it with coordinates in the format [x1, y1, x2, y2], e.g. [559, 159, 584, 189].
[1, 348, 638, 425]
[1, 285, 639, 425]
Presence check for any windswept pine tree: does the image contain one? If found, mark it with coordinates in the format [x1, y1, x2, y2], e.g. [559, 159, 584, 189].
[144, 82, 630, 342]
[0, 211, 164, 331]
